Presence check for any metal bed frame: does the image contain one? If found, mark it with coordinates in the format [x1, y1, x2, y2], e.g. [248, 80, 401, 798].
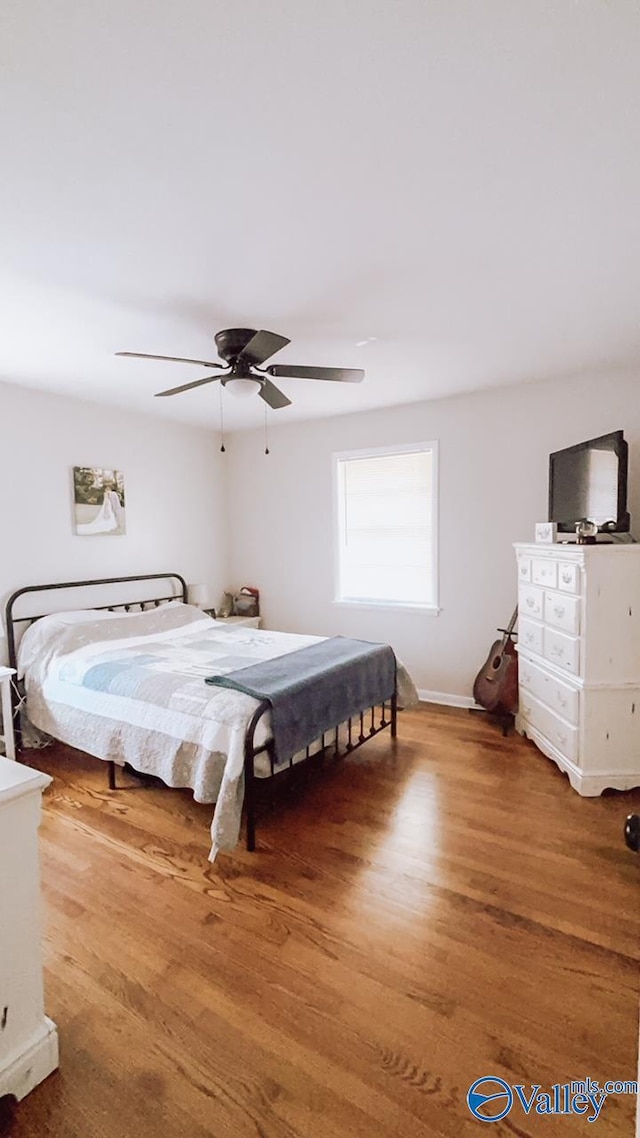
[4, 572, 397, 851]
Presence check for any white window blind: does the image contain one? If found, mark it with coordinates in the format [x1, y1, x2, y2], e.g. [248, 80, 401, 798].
[335, 445, 437, 607]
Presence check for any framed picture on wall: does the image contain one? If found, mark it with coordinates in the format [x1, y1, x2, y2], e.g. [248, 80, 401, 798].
[73, 467, 126, 536]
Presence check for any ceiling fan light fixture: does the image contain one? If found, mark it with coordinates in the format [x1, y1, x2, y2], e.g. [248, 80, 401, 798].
[117, 325, 365, 407]
[224, 376, 263, 398]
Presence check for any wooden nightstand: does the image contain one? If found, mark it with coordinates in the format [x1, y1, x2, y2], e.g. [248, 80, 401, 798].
[0, 667, 16, 761]
[215, 616, 261, 629]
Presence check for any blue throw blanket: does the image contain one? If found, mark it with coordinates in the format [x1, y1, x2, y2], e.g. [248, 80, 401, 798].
[205, 636, 396, 763]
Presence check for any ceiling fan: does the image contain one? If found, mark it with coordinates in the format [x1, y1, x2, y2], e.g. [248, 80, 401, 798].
[116, 327, 365, 409]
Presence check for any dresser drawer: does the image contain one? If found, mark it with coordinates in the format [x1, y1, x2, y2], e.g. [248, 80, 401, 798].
[519, 692, 579, 761]
[519, 584, 544, 620]
[557, 561, 580, 595]
[543, 627, 580, 676]
[544, 590, 580, 635]
[519, 617, 543, 656]
[531, 558, 558, 589]
[517, 556, 532, 584]
[519, 657, 579, 725]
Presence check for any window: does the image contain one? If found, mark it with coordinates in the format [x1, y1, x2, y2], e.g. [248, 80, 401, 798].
[334, 443, 438, 609]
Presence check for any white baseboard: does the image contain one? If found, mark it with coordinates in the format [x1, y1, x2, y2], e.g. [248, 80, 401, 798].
[418, 689, 477, 710]
[0, 1017, 59, 1102]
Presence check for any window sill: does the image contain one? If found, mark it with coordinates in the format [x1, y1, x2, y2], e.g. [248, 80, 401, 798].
[332, 600, 440, 616]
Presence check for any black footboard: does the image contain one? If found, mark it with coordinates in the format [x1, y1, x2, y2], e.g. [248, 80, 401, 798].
[107, 690, 398, 853]
[242, 689, 398, 851]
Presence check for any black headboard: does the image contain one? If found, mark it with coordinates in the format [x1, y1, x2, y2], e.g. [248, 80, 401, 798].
[5, 572, 188, 675]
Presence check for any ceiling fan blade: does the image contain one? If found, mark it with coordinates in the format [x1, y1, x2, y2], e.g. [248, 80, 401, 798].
[154, 374, 225, 398]
[116, 352, 224, 368]
[267, 364, 364, 383]
[238, 330, 290, 368]
[258, 378, 292, 410]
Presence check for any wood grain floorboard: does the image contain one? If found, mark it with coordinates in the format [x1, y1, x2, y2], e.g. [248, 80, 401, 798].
[5, 703, 639, 1137]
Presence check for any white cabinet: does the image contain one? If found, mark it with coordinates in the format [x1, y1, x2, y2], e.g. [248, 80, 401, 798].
[514, 543, 640, 795]
[0, 759, 58, 1102]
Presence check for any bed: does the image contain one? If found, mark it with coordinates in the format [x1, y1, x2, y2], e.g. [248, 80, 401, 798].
[5, 573, 417, 859]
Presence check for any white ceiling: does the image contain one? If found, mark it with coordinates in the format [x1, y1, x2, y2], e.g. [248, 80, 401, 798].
[2, 0, 640, 431]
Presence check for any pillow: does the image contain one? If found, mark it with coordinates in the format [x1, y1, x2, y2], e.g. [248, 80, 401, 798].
[32, 608, 129, 625]
[16, 601, 189, 677]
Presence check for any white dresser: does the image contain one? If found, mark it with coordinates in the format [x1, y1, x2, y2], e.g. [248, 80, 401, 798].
[514, 542, 640, 795]
[0, 759, 59, 1102]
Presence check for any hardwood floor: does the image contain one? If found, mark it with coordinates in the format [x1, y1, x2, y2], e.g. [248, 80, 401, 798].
[6, 704, 640, 1138]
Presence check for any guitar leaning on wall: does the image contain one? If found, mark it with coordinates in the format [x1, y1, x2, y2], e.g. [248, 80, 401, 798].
[472, 607, 519, 716]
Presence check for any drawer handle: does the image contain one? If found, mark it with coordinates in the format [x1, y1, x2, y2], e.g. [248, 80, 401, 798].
[526, 596, 536, 609]
[557, 694, 567, 708]
[561, 571, 572, 584]
[520, 566, 528, 576]
[551, 645, 565, 658]
[523, 672, 532, 684]
[526, 632, 535, 643]
[553, 605, 565, 618]
[557, 732, 567, 746]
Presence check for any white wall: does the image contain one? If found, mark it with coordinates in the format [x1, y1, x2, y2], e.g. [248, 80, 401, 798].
[3, 370, 638, 701]
[0, 381, 227, 661]
[225, 370, 640, 701]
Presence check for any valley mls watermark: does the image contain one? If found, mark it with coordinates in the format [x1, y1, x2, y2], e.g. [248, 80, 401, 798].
[467, 1075, 638, 1124]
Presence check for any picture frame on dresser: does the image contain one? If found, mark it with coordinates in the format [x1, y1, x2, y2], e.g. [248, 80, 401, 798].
[534, 522, 558, 544]
[514, 542, 640, 796]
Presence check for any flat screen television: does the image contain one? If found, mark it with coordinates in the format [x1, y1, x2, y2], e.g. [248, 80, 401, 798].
[548, 430, 630, 534]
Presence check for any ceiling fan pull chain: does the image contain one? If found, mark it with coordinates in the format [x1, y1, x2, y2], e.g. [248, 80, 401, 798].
[264, 402, 270, 455]
[219, 384, 226, 453]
